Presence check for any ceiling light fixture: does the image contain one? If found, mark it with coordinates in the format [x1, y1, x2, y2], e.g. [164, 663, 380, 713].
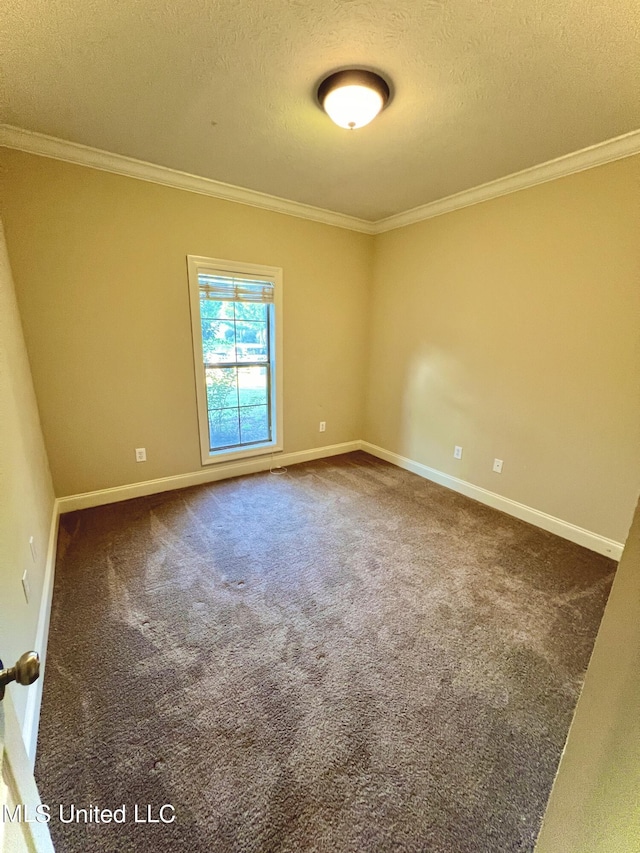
[317, 69, 391, 130]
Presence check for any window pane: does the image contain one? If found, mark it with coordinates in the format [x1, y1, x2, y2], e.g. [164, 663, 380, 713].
[205, 367, 238, 412]
[238, 366, 268, 407]
[239, 405, 269, 444]
[199, 296, 234, 321]
[201, 318, 236, 362]
[209, 408, 240, 450]
[234, 302, 267, 322]
[235, 321, 268, 362]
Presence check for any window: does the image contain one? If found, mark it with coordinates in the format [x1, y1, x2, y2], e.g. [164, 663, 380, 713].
[187, 256, 283, 465]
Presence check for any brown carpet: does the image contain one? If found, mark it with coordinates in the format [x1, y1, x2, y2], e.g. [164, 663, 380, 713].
[36, 451, 615, 852]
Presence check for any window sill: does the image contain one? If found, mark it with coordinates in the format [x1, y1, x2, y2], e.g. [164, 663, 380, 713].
[201, 441, 283, 467]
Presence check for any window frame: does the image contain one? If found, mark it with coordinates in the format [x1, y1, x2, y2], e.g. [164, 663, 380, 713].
[187, 255, 283, 466]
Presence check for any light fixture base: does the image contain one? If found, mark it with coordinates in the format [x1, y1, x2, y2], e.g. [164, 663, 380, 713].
[317, 69, 391, 130]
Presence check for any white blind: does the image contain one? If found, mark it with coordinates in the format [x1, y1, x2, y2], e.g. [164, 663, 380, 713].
[198, 272, 274, 304]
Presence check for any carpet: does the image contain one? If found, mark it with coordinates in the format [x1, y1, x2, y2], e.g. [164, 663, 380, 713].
[35, 451, 615, 852]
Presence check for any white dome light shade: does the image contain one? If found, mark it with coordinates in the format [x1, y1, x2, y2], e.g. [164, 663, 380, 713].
[323, 85, 384, 129]
[318, 70, 390, 130]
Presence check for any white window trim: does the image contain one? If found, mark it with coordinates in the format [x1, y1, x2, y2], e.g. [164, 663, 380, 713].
[187, 255, 284, 466]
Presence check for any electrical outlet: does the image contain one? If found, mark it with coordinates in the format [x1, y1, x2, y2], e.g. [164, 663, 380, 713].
[29, 535, 37, 562]
[493, 458, 503, 473]
[319, 421, 326, 433]
[135, 447, 147, 462]
[454, 446, 463, 459]
[22, 570, 30, 604]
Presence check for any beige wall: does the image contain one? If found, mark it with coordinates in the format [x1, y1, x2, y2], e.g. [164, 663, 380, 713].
[0, 150, 373, 497]
[0, 221, 55, 728]
[366, 156, 640, 543]
[535, 497, 640, 852]
[1, 148, 638, 545]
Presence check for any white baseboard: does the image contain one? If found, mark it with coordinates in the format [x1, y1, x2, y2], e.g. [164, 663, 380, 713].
[360, 441, 624, 560]
[22, 501, 60, 768]
[56, 441, 361, 513]
[56, 438, 625, 559]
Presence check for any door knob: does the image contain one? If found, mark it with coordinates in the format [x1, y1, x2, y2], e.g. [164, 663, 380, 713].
[0, 651, 40, 701]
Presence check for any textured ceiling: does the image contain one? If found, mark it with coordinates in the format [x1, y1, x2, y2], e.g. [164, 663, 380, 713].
[1, 0, 639, 221]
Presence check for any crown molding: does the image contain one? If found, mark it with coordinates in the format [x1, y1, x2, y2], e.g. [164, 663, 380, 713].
[0, 124, 376, 235]
[372, 128, 640, 233]
[2, 123, 639, 236]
